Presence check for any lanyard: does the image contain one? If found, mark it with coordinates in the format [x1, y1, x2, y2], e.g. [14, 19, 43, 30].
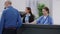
[42, 16, 48, 24]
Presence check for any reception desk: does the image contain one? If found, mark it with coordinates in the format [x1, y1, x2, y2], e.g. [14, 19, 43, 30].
[17, 24, 60, 34]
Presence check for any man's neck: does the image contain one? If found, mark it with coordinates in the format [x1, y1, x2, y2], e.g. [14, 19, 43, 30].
[44, 14, 48, 16]
[6, 5, 11, 8]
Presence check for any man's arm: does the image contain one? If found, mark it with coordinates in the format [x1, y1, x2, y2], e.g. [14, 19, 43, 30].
[17, 12, 22, 28]
[0, 10, 6, 34]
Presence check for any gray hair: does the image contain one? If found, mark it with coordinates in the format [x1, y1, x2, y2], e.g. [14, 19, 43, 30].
[5, 0, 12, 5]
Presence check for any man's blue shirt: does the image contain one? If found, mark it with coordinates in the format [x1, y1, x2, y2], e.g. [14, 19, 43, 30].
[36, 15, 53, 25]
[0, 6, 22, 34]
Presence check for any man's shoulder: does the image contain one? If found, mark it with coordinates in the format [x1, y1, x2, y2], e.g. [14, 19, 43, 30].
[3, 8, 9, 13]
[48, 16, 52, 20]
[39, 16, 43, 18]
[37, 16, 43, 20]
[11, 7, 18, 12]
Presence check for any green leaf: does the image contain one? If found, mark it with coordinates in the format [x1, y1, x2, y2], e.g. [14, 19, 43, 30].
[37, 3, 45, 17]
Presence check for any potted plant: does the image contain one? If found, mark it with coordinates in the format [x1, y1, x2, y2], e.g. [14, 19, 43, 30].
[37, 3, 45, 17]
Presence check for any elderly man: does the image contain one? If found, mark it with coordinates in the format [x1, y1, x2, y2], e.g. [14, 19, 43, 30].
[0, 1, 22, 34]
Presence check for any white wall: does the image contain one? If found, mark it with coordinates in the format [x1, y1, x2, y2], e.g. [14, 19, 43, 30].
[53, 0, 60, 25]
[10, 0, 26, 11]
[0, 0, 6, 20]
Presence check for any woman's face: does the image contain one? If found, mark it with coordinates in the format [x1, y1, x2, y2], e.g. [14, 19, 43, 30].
[25, 8, 30, 13]
[42, 9, 48, 16]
